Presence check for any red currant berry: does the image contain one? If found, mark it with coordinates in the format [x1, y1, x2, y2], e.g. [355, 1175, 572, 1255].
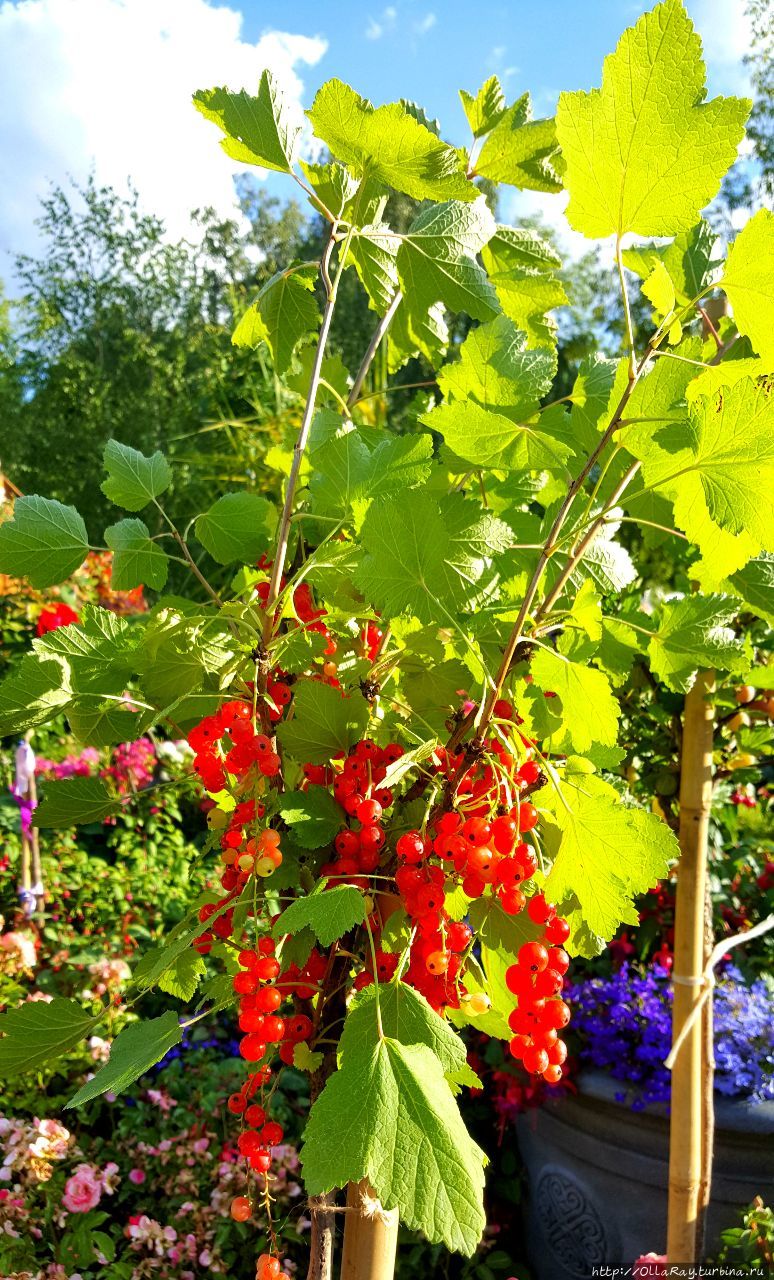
[545, 916, 570, 945]
[527, 893, 555, 925]
[230, 1196, 251, 1222]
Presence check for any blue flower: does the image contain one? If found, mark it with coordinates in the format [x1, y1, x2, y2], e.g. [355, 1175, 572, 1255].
[569, 964, 774, 1108]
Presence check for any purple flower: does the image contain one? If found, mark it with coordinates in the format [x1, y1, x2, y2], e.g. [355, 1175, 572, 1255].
[569, 964, 774, 1108]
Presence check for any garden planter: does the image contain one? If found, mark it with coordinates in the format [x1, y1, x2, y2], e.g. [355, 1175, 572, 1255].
[516, 1070, 774, 1278]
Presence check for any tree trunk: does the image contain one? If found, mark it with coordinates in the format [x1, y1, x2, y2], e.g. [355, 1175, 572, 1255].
[667, 670, 715, 1265]
[339, 1180, 399, 1280]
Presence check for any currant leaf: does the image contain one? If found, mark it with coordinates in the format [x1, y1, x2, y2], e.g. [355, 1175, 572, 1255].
[0, 998, 99, 1080]
[195, 492, 275, 564]
[100, 440, 172, 512]
[233, 266, 320, 375]
[301, 987, 486, 1254]
[0, 495, 89, 589]
[32, 777, 121, 828]
[397, 198, 498, 324]
[105, 518, 169, 591]
[277, 681, 370, 765]
[193, 70, 300, 174]
[556, 0, 750, 237]
[646, 594, 747, 692]
[68, 1013, 184, 1107]
[307, 80, 476, 203]
[474, 96, 561, 191]
[274, 885, 366, 947]
[721, 208, 774, 366]
[543, 778, 678, 942]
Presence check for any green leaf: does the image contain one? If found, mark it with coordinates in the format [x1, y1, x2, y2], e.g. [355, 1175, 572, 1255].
[105, 519, 168, 590]
[721, 208, 774, 366]
[279, 789, 342, 850]
[475, 96, 561, 191]
[309, 420, 372, 520]
[397, 198, 498, 324]
[647, 594, 746, 691]
[425, 399, 572, 472]
[308, 80, 476, 203]
[365, 434, 434, 498]
[67, 1012, 183, 1107]
[459, 76, 507, 138]
[270, 626, 329, 675]
[630, 378, 774, 581]
[195, 492, 275, 564]
[33, 605, 137, 694]
[299, 159, 359, 218]
[234, 266, 320, 375]
[402, 659, 471, 735]
[67, 696, 153, 749]
[530, 649, 619, 752]
[301, 989, 486, 1254]
[350, 225, 400, 314]
[138, 613, 234, 705]
[277, 681, 370, 765]
[623, 219, 717, 306]
[100, 440, 172, 511]
[642, 261, 676, 319]
[375, 982, 472, 1088]
[294, 1042, 324, 1073]
[0, 653, 71, 736]
[0, 997, 97, 1079]
[727, 554, 774, 625]
[437, 314, 555, 420]
[158, 950, 206, 1002]
[480, 229, 568, 347]
[543, 780, 678, 942]
[193, 70, 300, 173]
[388, 297, 448, 371]
[0, 495, 88, 588]
[556, 0, 750, 237]
[275, 884, 366, 947]
[33, 777, 120, 828]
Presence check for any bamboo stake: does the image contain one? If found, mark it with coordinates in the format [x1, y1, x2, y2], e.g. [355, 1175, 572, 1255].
[339, 1180, 399, 1280]
[696, 878, 715, 1254]
[667, 670, 715, 1265]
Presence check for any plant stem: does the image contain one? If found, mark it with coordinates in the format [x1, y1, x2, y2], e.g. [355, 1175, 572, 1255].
[262, 228, 343, 642]
[347, 291, 403, 409]
[535, 460, 641, 622]
[616, 235, 636, 378]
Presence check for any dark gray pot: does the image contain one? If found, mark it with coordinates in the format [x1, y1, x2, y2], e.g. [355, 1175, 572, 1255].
[515, 1069, 774, 1279]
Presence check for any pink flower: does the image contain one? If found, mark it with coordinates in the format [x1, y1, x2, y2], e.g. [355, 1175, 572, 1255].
[634, 1256, 667, 1278]
[128, 1168, 146, 1185]
[62, 1164, 102, 1213]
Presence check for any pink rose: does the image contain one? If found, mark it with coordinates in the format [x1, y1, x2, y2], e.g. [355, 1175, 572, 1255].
[128, 1168, 146, 1185]
[62, 1164, 102, 1213]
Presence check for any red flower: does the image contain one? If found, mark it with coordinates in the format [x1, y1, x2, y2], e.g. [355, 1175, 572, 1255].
[36, 603, 80, 636]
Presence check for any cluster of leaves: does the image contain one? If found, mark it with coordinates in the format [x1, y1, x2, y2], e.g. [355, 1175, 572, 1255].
[0, 0, 772, 1259]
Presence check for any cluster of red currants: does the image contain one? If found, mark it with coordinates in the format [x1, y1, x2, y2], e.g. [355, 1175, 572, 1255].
[254, 555, 336, 662]
[225, 938, 314, 1270]
[188, 695, 288, 794]
[505, 892, 571, 1082]
[311, 736, 404, 880]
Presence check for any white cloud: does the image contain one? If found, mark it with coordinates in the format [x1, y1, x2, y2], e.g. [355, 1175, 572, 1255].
[687, 0, 753, 94]
[0, 0, 327, 265]
[413, 13, 436, 36]
[486, 44, 518, 85]
[365, 6, 397, 40]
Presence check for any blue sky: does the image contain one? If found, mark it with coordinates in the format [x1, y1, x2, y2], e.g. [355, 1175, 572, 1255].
[0, 0, 752, 277]
[234, 0, 749, 120]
